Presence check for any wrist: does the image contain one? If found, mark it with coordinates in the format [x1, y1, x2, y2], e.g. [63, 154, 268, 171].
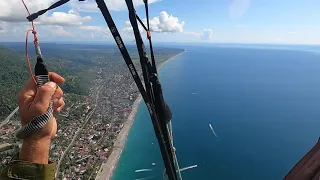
[19, 135, 52, 164]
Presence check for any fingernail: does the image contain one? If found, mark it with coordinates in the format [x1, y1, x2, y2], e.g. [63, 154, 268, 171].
[46, 82, 57, 89]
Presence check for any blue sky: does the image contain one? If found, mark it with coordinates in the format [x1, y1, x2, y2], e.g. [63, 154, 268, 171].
[1, 0, 320, 44]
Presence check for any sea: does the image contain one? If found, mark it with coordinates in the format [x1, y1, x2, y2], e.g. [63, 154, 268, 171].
[112, 44, 320, 180]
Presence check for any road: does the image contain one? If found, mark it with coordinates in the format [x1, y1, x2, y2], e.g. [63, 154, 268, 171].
[0, 107, 19, 129]
[55, 86, 102, 177]
[56, 109, 96, 175]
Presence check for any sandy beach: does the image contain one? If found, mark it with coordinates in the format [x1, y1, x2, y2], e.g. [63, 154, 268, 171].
[95, 95, 142, 180]
[95, 50, 185, 180]
[158, 49, 186, 69]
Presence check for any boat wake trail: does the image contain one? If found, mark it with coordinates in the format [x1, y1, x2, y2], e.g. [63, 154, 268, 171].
[134, 165, 197, 180]
[209, 124, 220, 141]
[135, 169, 153, 173]
[179, 165, 198, 172]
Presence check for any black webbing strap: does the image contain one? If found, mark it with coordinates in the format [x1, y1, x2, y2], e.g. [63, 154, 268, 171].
[124, 0, 177, 179]
[94, 0, 151, 109]
[143, 0, 157, 74]
[136, 15, 148, 31]
[26, 0, 71, 21]
[135, 14, 157, 74]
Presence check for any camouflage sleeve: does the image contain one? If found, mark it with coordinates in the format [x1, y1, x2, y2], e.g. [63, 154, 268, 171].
[0, 154, 56, 180]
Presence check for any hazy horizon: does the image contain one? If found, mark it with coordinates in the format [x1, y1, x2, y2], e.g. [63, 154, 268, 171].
[1, 1, 320, 44]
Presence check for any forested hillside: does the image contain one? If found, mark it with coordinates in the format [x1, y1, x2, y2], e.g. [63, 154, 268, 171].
[0, 46, 29, 118]
[0, 43, 184, 121]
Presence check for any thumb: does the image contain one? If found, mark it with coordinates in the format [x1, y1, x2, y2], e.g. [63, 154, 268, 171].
[30, 82, 57, 115]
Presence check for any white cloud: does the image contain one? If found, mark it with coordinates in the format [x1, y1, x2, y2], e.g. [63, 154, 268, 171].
[78, 25, 110, 39]
[123, 11, 185, 34]
[183, 29, 213, 41]
[229, 0, 251, 19]
[122, 20, 145, 34]
[0, 24, 6, 34]
[183, 31, 201, 37]
[0, 1, 92, 27]
[54, 26, 72, 36]
[0, 0, 56, 22]
[79, 25, 109, 32]
[201, 29, 213, 40]
[71, 0, 159, 12]
[149, 11, 185, 32]
[0, 22, 112, 41]
[40, 9, 92, 26]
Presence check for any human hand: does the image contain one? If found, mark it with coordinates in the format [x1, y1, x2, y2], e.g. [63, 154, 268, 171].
[18, 72, 65, 164]
[18, 72, 65, 141]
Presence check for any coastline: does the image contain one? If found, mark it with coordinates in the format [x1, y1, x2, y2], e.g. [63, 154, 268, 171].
[95, 49, 186, 180]
[158, 49, 186, 69]
[95, 95, 142, 180]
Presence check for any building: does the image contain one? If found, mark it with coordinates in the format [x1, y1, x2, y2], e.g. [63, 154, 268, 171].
[0, 143, 14, 152]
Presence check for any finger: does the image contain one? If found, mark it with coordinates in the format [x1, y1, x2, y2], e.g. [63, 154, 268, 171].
[53, 97, 64, 109]
[30, 82, 57, 115]
[52, 86, 63, 100]
[19, 72, 64, 105]
[53, 98, 65, 112]
[20, 72, 64, 97]
[18, 77, 37, 106]
[23, 77, 38, 91]
[49, 72, 65, 84]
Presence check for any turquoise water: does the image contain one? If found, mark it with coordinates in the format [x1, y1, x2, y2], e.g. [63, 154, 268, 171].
[112, 45, 320, 180]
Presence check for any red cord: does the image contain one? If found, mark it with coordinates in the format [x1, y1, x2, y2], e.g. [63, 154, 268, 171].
[22, 0, 38, 84]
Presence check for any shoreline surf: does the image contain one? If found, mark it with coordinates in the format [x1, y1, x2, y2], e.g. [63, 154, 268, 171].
[95, 50, 186, 180]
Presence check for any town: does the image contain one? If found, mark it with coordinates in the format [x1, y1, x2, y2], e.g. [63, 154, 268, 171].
[0, 44, 184, 179]
[0, 58, 140, 179]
